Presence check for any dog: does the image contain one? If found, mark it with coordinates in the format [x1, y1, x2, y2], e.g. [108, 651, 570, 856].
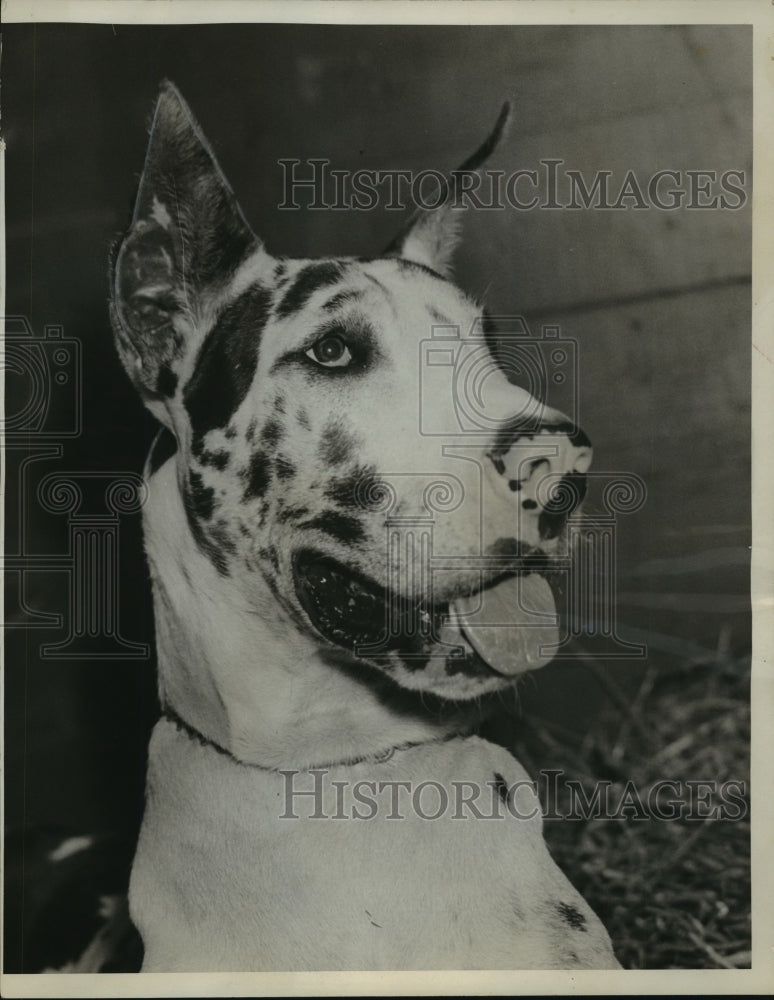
[110, 81, 619, 970]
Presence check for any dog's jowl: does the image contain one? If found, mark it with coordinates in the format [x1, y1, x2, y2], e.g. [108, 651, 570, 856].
[111, 81, 619, 970]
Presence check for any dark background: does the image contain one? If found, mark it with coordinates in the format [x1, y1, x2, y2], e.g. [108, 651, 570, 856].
[3, 22, 751, 971]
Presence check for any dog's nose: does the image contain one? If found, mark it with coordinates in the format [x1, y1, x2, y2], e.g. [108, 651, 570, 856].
[486, 417, 592, 541]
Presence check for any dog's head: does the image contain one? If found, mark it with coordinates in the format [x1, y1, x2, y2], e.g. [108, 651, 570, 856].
[111, 83, 592, 702]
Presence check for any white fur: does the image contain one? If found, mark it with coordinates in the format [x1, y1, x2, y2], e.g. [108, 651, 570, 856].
[132, 719, 617, 970]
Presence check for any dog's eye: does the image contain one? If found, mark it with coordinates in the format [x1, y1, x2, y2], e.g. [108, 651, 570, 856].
[306, 334, 353, 368]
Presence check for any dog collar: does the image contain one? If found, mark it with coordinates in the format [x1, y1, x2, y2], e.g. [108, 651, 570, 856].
[160, 705, 470, 772]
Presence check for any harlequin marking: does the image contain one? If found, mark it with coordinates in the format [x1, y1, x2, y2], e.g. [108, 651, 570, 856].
[556, 902, 587, 932]
[199, 449, 230, 470]
[260, 420, 283, 448]
[241, 450, 272, 501]
[277, 505, 310, 524]
[187, 470, 215, 520]
[276, 261, 347, 318]
[182, 489, 229, 577]
[183, 284, 272, 443]
[209, 521, 237, 558]
[323, 289, 364, 312]
[275, 455, 296, 480]
[538, 471, 588, 540]
[319, 423, 356, 466]
[487, 537, 531, 559]
[323, 467, 383, 511]
[488, 418, 591, 460]
[298, 511, 366, 546]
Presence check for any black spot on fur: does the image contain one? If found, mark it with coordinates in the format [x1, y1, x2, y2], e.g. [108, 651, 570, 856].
[183, 284, 271, 442]
[487, 537, 530, 559]
[522, 499, 538, 510]
[156, 363, 178, 396]
[199, 449, 230, 471]
[539, 472, 587, 540]
[182, 483, 229, 576]
[277, 504, 309, 523]
[493, 772, 509, 804]
[544, 420, 592, 450]
[246, 419, 257, 443]
[556, 901, 587, 932]
[224, 424, 237, 439]
[299, 510, 366, 545]
[148, 427, 177, 474]
[323, 475, 359, 509]
[320, 423, 356, 466]
[275, 455, 296, 480]
[323, 289, 363, 312]
[186, 470, 215, 521]
[324, 467, 383, 511]
[208, 521, 237, 557]
[276, 261, 346, 318]
[508, 479, 521, 492]
[242, 450, 271, 501]
[260, 419, 283, 448]
[399, 653, 430, 673]
[273, 394, 286, 415]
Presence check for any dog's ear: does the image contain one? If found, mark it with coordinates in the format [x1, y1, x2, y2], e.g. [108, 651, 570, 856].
[111, 81, 262, 405]
[385, 103, 510, 277]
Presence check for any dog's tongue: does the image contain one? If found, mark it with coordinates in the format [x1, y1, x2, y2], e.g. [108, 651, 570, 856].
[451, 573, 558, 676]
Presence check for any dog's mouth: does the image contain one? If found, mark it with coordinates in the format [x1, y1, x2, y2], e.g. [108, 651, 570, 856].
[292, 549, 559, 680]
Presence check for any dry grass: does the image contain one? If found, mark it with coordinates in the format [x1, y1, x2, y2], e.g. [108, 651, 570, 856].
[511, 649, 751, 969]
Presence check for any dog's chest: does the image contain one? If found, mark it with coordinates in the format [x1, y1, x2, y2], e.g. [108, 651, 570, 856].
[130, 719, 616, 970]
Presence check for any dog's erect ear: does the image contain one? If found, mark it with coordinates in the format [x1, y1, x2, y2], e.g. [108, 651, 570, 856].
[385, 103, 510, 278]
[111, 81, 261, 401]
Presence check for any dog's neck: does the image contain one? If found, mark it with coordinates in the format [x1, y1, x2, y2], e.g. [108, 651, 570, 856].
[143, 459, 478, 769]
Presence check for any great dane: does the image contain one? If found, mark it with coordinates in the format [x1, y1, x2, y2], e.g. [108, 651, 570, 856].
[110, 81, 618, 970]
